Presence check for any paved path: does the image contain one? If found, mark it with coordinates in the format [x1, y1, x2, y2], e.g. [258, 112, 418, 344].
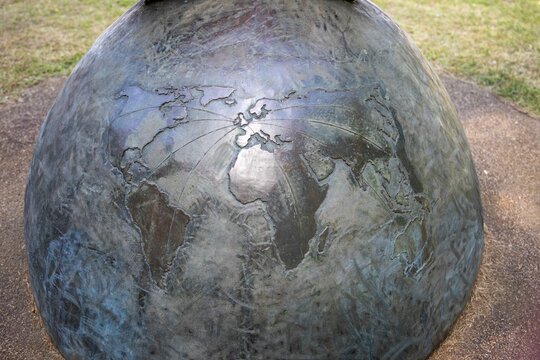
[0, 74, 538, 359]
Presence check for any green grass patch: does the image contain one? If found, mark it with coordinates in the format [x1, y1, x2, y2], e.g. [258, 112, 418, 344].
[375, 0, 540, 115]
[0, 0, 134, 102]
[1, 0, 539, 115]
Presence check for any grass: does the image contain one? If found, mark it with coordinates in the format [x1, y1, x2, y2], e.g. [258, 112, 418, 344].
[375, 0, 540, 116]
[1, 0, 539, 115]
[0, 0, 134, 102]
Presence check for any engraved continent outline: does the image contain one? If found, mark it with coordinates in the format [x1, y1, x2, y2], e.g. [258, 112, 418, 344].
[107, 83, 432, 288]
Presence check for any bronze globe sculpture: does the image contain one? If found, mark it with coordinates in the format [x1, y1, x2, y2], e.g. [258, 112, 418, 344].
[25, 0, 483, 359]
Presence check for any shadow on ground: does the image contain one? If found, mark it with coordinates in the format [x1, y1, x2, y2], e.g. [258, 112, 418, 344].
[0, 74, 538, 359]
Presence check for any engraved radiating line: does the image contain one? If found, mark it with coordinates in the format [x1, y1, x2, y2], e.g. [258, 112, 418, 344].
[275, 160, 299, 220]
[177, 118, 234, 123]
[250, 122, 391, 210]
[162, 120, 246, 254]
[114, 105, 234, 123]
[306, 119, 385, 152]
[254, 118, 386, 152]
[143, 109, 238, 263]
[252, 121, 334, 148]
[184, 106, 235, 120]
[165, 209, 177, 268]
[176, 126, 239, 202]
[266, 103, 361, 116]
[137, 118, 235, 155]
[115, 105, 177, 118]
[149, 124, 237, 173]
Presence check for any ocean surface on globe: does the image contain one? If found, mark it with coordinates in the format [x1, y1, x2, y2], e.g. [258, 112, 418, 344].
[25, 0, 483, 359]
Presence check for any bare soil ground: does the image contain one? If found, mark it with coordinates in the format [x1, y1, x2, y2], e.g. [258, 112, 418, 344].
[0, 74, 538, 359]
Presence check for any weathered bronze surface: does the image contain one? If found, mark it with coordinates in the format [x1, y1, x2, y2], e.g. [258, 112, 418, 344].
[25, 0, 483, 359]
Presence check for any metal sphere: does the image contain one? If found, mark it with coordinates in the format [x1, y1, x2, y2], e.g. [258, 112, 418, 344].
[25, 1, 483, 359]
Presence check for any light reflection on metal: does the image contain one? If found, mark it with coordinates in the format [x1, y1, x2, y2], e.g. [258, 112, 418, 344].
[24, 1, 483, 359]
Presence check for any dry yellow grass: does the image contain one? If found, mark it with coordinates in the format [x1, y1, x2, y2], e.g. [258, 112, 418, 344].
[375, 0, 540, 116]
[0, 0, 133, 102]
[1, 0, 539, 115]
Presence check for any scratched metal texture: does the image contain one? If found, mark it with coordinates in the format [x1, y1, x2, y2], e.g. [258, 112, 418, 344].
[24, 0, 483, 359]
